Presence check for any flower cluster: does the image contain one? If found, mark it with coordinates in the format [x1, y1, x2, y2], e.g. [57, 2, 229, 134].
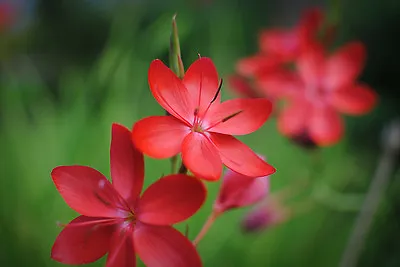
[50, 7, 378, 267]
[51, 54, 276, 266]
[229, 8, 377, 147]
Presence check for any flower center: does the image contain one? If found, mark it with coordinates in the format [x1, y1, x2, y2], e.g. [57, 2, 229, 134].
[125, 212, 136, 225]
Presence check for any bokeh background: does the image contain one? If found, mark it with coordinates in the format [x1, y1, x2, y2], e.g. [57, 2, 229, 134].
[1, 0, 400, 266]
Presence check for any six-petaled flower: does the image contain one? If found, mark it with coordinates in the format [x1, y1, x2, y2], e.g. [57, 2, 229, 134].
[51, 124, 206, 267]
[132, 57, 276, 181]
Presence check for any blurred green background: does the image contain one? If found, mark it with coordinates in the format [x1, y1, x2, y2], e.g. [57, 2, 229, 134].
[1, 0, 400, 266]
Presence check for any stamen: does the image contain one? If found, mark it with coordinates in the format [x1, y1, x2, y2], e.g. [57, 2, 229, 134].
[204, 110, 243, 131]
[210, 79, 223, 104]
[94, 191, 112, 207]
[222, 110, 243, 122]
[197, 53, 201, 59]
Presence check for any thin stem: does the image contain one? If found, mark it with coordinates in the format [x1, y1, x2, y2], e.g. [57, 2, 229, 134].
[193, 211, 220, 246]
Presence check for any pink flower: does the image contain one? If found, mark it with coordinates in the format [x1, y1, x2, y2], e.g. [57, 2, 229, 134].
[259, 42, 377, 146]
[241, 201, 287, 233]
[213, 156, 269, 214]
[258, 8, 324, 62]
[51, 123, 206, 267]
[132, 57, 275, 181]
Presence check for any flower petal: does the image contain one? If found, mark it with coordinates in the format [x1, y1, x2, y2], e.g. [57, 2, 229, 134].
[137, 174, 206, 225]
[205, 98, 272, 135]
[106, 226, 136, 267]
[330, 84, 377, 115]
[236, 55, 279, 77]
[277, 99, 311, 137]
[210, 133, 276, 177]
[323, 42, 366, 90]
[298, 8, 324, 48]
[181, 132, 222, 181]
[111, 123, 144, 207]
[183, 57, 220, 115]
[214, 167, 269, 213]
[51, 216, 114, 265]
[256, 69, 303, 99]
[134, 224, 202, 267]
[297, 45, 325, 88]
[132, 116, 189, 159]
[148, 59, 194, 124]
[309, 105, 343, 146]
[259, 29, 299, 60]
[51, 166, 123, 218]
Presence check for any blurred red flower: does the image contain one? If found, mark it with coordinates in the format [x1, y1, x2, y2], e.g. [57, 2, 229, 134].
[213, 156, 270, 214]
[51, 124, 205, 267]
[258, 8, 324, 62]
[264, 42, 377, 146]
[132, 57, 275, 181]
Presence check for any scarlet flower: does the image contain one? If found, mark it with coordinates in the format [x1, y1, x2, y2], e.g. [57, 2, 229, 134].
[51, 124, 206, 267]
[233, 8, 323, 92]
[132, 57, 275, 181]
[213, 158, 270, 214]
[260, 42, 377, 146]
[258, 8, 324, 62]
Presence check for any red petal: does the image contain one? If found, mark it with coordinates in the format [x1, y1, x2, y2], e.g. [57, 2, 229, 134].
[298, 8, 324, 48]
[137, 174, 206, 225]
[259, 29, 299, 60]
[323, 42, 366, 90]
[277, 99, 310, 137]
[330, 84, 377, 115]
[205, 98, 272, 135]
[236, 55, 279, 77]
[256, 69, 303, 99]
[210, 133, 275, 177]
[297, 45, 325, 87]
[227, 75, 258, 98]
[214, 167, 269, 213]
[134, 224, 202, 267]
[106, 225, 136, 267]
[309, 105, 343, 146]
[51, 166, 124, 218]
[148, 59, 195, 125]
[111, 124, 144, 207]
[132, 116, 189, 159]
[51, 216, 114, 265]
[181, 132, 222, 181]
[183, 57, 220, 116]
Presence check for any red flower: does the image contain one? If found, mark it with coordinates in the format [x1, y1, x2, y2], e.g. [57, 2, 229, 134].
[213, 156, 270, 214]
[51, 124, 206, 267]
[271, 42, 377, 146]
[132, 57, 275, 181]
[258, 8, 324, 62]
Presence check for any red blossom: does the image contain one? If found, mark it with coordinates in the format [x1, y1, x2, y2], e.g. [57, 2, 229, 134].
[271, 42, 377, 146]
[213, 155, 270, 214]
[132, 57, 275, 181]
[258, 8, 324, 62]
[51, 123, 206, 267]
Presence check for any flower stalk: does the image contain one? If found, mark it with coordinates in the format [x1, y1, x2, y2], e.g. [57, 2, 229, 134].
[193, 210, 221, 246]
[169, 14, 186, 174]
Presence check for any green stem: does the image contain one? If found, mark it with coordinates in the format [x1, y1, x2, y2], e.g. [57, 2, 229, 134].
[168, 14, 186, 173]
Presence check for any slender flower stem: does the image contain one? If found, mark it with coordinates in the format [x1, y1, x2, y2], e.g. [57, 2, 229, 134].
[168, 14, 185, 173]
[193, 210, 220, 246]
